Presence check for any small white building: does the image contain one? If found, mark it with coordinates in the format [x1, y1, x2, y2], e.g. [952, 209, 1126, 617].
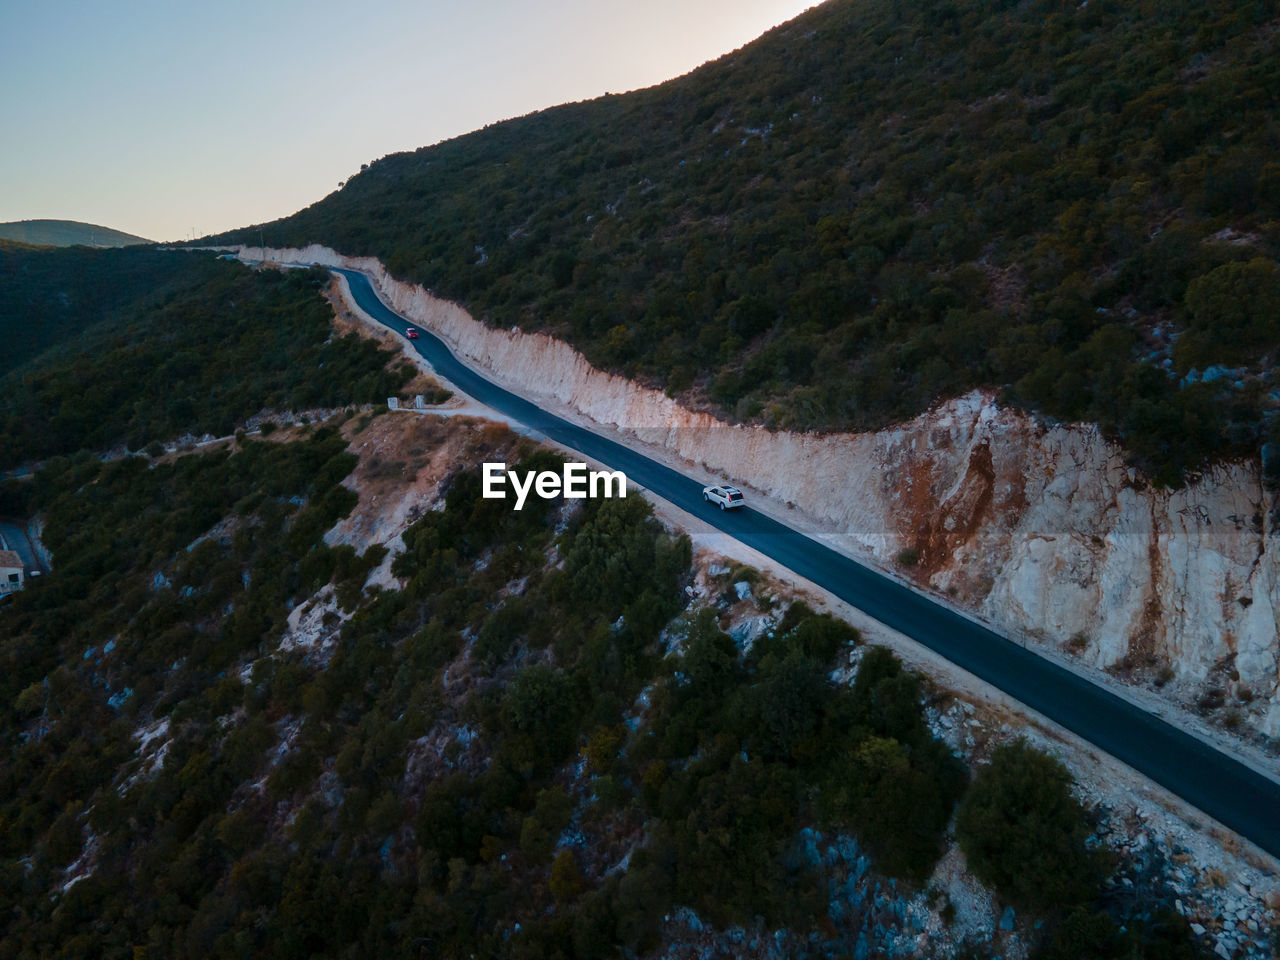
[0, 549, 23, 596]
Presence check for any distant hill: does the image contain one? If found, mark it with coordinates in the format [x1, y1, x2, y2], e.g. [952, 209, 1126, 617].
[0, 219, 151, 248]
[216, 0, 1280, 484]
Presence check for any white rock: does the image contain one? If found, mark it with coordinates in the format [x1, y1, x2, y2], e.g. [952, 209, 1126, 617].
[729, 617, 771, 651]
[265, 242, 1280, 740]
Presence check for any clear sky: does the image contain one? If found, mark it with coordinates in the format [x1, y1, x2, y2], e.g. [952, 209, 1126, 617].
[0, 0, 815, 243]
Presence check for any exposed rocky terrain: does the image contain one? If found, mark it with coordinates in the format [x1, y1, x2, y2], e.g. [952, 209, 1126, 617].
[680, 554, 1280, 960]
[237, 424, 1280, 958]
[244, 244, 1280, 750]
[16, 311, 1273, 955]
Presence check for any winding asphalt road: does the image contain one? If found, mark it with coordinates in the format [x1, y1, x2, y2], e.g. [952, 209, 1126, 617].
[333, 266, 1280, 858]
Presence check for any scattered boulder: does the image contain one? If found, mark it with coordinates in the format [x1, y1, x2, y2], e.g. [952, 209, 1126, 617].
[729, 616, 772, 652]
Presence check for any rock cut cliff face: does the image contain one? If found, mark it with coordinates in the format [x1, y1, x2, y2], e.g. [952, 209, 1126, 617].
[244, 244, 1280, 741]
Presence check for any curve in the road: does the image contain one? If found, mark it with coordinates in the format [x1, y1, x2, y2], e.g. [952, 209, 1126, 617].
[333, 266, 1280, 858]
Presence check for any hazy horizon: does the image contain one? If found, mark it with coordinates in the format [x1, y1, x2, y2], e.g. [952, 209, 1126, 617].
[1, 0, 814, 243]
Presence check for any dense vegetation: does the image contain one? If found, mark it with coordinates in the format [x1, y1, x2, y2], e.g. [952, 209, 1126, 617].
[220, 0, 1280, 484]
[0, 243, 197, 377]
[0, 220, 150, 249]
[0, 430, 368, 955]
[0, 438, 1204, 957]
[0, 253, 413, 467]
[957, 741, 1111, 912]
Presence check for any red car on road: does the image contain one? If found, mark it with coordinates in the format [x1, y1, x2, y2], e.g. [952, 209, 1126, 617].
[405, 328, 419, 339]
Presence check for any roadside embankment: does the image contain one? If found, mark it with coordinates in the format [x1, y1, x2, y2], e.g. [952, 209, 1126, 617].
[237, 243, 1280, 746]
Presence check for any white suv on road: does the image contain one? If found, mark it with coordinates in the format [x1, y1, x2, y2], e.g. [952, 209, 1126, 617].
[703, 484, 745, 510]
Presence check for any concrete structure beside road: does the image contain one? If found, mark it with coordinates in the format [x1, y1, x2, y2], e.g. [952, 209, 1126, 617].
[0, 549, 23, 596]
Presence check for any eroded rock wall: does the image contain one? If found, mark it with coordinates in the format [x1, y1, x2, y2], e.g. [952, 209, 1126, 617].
[244, 244, 1280, 739]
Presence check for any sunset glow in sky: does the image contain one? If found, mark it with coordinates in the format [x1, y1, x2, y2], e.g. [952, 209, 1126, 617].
[1, 0, 815, 242]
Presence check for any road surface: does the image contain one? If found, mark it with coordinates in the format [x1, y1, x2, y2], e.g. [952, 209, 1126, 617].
[333, 266, 1280, 858]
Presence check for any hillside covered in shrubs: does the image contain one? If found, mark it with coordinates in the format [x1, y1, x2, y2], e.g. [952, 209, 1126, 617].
[0, 239, 1208, 955]
[0, 242, 196, 378]
[0, 436, 1205, 958]
[0, 249, 412, 468]
[220, 0, 1280, 485]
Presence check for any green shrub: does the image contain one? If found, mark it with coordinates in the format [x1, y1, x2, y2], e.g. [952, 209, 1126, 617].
[1177, 258, 1280, 369]
[550, 849, 585, 902]
[1035, 907, 1206, 960]
[956, 741, 1110, 912]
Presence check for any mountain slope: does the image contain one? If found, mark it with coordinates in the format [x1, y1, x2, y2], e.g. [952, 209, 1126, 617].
[0, 249, 412, 466]
[215, 0, 1280, 485]
[0, 218, 151, 247]
[0, 244, 200, 376]
[0, 419, 1214, 958]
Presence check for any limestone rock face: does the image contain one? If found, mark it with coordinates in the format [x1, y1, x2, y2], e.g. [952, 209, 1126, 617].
[244, 244, 1280, 739]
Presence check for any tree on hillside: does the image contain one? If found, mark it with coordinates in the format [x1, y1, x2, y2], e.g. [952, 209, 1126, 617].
[956, 740, 1110, 912]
